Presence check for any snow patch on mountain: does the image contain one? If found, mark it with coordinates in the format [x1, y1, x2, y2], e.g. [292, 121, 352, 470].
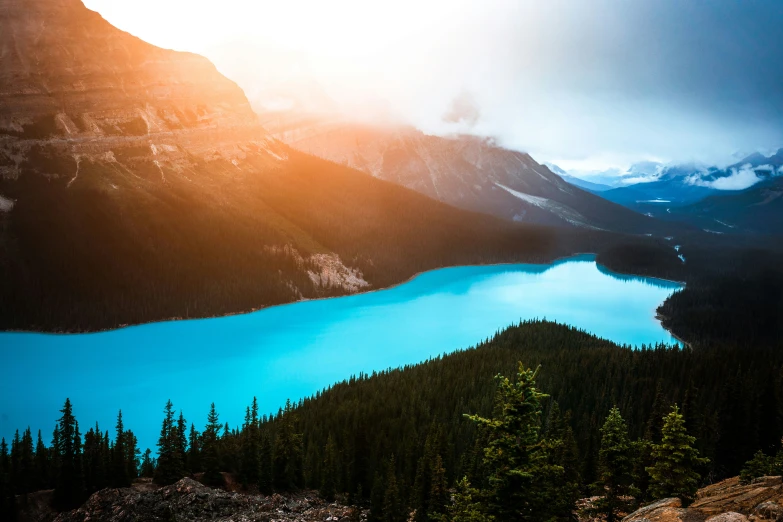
[494, 183, 599, 229]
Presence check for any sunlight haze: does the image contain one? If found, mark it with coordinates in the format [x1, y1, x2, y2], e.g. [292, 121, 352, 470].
[83, 0, 783, 171]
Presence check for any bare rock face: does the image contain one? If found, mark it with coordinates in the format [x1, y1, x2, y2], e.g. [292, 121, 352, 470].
[51, 478, 362, 522]
[0, 0, 279, 180]
[620, 477, 783, 522]
[692, 477, 783, 517]
[622, 498, 684, 522]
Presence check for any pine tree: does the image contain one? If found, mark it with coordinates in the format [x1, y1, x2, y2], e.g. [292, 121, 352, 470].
[647, 405, 708, 504]
[240, 403, 260, 487]
[320, 434, 338, 501]
[441, 477, 494, 522]
[272, 400, 303, 491]
[111, 410, 130, 487]
[154, 400, 184, 485]
[258, 433, 273, 494]
[740, 450, 775, 484]
[124, 430, 140, 480]
[187, 424, 201, 474]
[382, 456, 405, 522]
[53, 398, 84, 510]
[593, 407, 635, 522]
[176, 413, 188, 469]
[18, 427, 34, 496]
[141, 448, 155, 478]
[544, 404, 581, 515]
[0, 437, 15, 522]
[34, 430, 49, 491]
[370, 471, 386, 522]
[9, 430, 19, 493]
[465, 364, 563, 520]
[428, 454, 448, 521]
[202, 403, 224, 487]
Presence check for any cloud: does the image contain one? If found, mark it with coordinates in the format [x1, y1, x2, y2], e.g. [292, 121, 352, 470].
[442, 92, 481, 128]
[686, 164, 769, 191]
[84, 0, 783, 171]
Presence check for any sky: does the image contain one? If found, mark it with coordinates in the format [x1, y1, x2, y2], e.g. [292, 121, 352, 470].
[83, 0, 783, 172]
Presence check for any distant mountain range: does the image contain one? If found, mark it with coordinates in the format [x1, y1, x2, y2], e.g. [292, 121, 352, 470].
[554, 151, 783, 233]
[668, 175, 783, 235]
[263, 114, 680, 235]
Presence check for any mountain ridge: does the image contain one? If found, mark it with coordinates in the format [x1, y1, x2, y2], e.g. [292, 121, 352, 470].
[262, 114, 680, 235]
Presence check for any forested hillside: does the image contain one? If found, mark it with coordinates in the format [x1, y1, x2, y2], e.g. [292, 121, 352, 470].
[4, 319, 781, 520]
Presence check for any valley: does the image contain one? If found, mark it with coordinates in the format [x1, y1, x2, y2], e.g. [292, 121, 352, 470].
[1, 1, 782, 522]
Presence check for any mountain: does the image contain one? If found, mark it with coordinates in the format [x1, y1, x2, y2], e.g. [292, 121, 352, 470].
[0, 0, 624, 332]
[263, 115, 677, 234]
[669, 176, 783, 234]
[599, 152, 783, 216]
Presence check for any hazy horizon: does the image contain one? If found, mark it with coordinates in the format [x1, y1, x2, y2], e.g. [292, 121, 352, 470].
[83, 0, 783, 172]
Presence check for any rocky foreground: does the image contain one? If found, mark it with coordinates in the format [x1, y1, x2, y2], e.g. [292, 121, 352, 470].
[622, 476, 783, 522]
[23, 475, 783, 522]
[19, 478, 364, 522]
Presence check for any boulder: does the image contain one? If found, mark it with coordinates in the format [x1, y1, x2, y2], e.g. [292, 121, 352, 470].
[623, 498, 685, 522]
[706, 512, 749, 522]
[753, 501, 783, 522]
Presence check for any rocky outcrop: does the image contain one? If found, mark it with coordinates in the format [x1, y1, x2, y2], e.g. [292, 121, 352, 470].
[622, 477, 783, 522]
[51, 478, 362, 522]
[0, 0, 279, 181]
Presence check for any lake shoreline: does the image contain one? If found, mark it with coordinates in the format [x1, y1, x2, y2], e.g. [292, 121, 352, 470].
[2, 252, 686, 337]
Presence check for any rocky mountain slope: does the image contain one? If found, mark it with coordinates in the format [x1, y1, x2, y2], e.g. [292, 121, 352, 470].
[263, 114, 676, 235]
[621, 476, 783, 522]
[0, 0, 628, 332]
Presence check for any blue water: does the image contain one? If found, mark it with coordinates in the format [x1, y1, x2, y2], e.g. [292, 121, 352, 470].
[0, 255, 682, 450]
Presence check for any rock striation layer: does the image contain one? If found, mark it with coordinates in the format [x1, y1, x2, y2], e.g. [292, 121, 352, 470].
[622, 477, 783, 522]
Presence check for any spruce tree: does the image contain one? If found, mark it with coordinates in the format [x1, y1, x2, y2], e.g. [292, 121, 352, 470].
[382, 456, 405, 522]
[141, 448, 155, 478]
[154, 400, 184, 485]
[111, 410, 130, 487]
[240, 404, 260, 487]
[739, 450, 775, 484]
[124, 430, 140, 480]
[18, 427, 34, 496]
[370, 471, 386, 522]
[176, 413, 188, 469]
[466, 364, 563, 520]
[428, 454, 449, 521]
[53, 398, 84, 510]
[0, 437, 14, 521]
[188, 424, 201, 474]
[320, 434, 338, 501]
[202, 403, 224, 487]
[258, 433, 273, 494]
[647, 405, 708, 504]
[442, 477, 495, 522]
[34, 430, 49, 491]
[272, 400, 303, 490]
[594, 407, 635, 522]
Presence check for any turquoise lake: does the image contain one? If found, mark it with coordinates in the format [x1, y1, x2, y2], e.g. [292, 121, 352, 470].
[0, 255, 682, 450]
